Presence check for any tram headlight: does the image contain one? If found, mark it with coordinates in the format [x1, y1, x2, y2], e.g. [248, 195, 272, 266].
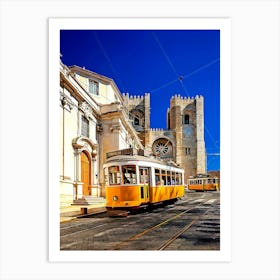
[113, 196, 118, 201]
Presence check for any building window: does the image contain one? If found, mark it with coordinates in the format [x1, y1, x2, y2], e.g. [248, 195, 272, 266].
[81, 115, 89, 137]
[185, 147, 191, 155]
[89, 80, 99, 95]
[183, 114, 190, 124]
[134, 116, 140, 126]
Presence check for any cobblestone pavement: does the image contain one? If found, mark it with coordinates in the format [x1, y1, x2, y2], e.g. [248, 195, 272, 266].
[60, 191, 220, 250]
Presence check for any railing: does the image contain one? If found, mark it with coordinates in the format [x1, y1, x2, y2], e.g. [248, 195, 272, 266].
[106, 148, 146, 159]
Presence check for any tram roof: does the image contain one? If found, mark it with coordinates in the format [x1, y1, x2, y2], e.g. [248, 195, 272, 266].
[105, 154, 183, 170]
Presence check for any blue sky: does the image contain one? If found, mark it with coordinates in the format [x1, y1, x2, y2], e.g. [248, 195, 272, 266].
[60, 30, 220, 171]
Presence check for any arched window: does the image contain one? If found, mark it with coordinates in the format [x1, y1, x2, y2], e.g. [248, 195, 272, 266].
[81, 115, 89, 137]
[183, 114, 190, 124]
[130, 109, 144, 130]
[134, 116, 140, 126]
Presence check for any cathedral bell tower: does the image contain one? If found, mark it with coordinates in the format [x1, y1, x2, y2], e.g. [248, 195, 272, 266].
[169, 94, 206, 181]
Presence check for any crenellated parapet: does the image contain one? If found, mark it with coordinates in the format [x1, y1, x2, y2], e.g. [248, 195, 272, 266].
[170, 94, 203, 107]
[171, 94, 203, 100]
[149, 128, 165, 132]
[122, 92, 150, 106]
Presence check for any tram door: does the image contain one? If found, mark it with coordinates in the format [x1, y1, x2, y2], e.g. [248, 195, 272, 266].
[139, 167, 150, 203]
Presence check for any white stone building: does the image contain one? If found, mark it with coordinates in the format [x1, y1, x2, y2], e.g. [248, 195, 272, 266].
[59, 62, 143, 206]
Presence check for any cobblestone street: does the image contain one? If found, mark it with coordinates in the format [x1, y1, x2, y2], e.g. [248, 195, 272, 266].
[60, 191, 220, 250]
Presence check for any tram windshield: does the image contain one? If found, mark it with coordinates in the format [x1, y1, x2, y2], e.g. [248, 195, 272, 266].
[108, 166, 120, 185]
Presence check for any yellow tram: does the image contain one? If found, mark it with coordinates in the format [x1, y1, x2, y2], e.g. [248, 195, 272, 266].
[104, 154, 185, 210]
[187, 174, 219, 191]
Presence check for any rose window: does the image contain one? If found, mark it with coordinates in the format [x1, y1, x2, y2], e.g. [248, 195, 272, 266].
[152, 138, 173, 158]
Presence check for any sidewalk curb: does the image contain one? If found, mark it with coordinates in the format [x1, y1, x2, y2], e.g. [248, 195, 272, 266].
[60, 207, 107, 223]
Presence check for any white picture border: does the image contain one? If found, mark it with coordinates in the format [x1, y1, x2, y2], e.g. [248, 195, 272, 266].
[1, 0, 279, 279]
[49, 17, 231, 262]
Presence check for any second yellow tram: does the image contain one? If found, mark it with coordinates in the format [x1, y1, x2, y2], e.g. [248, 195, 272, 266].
[187, 174, 219, 191]
[104, 155, 185, 210]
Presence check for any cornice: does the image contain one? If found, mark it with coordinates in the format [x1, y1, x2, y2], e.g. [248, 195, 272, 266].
[69, 65, 124, 103]
[60, 70, 100, 120]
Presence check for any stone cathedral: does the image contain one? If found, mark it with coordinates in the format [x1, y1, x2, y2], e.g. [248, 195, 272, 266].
[122, 93, 206, 181]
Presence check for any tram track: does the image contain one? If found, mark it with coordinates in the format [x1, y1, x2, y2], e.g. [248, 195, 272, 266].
[60, 193, 219, 250]
[60, 193, 207, 238]
[61, 223, 108, 238]
[112, 198, 215, 250]
[157, 208, 211, 250]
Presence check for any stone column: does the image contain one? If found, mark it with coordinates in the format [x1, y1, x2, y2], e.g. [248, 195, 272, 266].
[73, 149, 83, 199]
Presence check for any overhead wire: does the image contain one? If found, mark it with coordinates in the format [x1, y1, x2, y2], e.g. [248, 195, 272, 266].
[149, 57, 220, 93]
[152, 32, 179, 78]
[151, 31, 220, 167]
[93, 31, 127, 92]
[152, 32, 189, 96]
[205, 125, 220, 152]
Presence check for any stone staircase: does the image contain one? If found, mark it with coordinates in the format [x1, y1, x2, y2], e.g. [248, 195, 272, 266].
[72, 196, 106, 205]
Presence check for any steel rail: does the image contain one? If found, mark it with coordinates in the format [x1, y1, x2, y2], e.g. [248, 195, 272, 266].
[112, 199, 213, 250]
[60, 219, 107, 232]
[60, 223, 107, 238]
[157, 208, 211, 250]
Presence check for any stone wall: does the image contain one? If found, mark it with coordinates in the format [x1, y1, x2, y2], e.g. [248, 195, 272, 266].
[145, 94, 206, 182]
[122, 93, 150, 145]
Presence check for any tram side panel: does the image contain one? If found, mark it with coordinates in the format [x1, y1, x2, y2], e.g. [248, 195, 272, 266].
[149, 185, 185, 203]
[149, 167, 185, 203]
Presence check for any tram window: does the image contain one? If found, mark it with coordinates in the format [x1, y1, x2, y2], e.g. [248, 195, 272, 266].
[155, 169, 161, 185]
[171, 172, 176, 185]
[177, 173, 182, 185]
[139, 167, 149, 184]
[108, 166, 120, 185]
[104, 168, 108, 184]
[166, 171, 171, 185]
[162, 170, 168, 185]
[122, 165, 137, 184]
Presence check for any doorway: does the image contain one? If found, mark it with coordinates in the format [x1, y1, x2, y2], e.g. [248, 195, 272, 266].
[81, 151, 91, 196]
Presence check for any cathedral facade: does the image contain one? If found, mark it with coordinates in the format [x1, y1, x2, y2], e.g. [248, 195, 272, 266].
[59, 61, 206, 206]
[123, 93, 206, 181]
